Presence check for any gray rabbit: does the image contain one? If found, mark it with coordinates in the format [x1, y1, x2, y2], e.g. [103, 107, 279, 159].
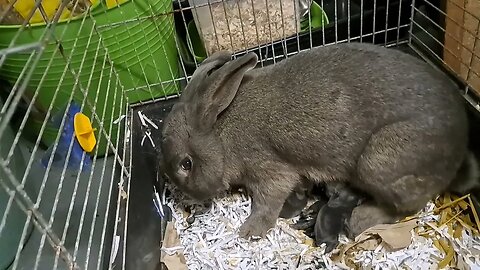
[159, 42, 479, 240]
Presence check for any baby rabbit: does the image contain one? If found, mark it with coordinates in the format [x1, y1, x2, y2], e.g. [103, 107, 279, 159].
[288, 182, 365, 252]
[159, 42, 477, 240]
[279, 179, 313, 219]
[314, 183, 365, 252]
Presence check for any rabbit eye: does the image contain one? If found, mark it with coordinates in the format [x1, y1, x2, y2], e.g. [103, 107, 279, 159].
[180, 157, 192, 171]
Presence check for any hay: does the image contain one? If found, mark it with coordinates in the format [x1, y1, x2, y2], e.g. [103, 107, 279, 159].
[333, 193, 480, 269]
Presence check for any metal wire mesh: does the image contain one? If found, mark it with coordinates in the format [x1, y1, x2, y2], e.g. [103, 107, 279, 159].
[1, 0, 480, 269]
[408, 0, 480, 111]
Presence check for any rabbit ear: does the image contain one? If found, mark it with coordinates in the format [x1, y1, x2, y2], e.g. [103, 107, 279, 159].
[202, 50, 233, 66]
[180, 51, 233, 103]
[190, 52, 258, 130]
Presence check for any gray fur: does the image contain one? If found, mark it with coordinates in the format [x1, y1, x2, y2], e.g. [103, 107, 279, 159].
[159, 42, 475, 240]
[345, 202, 403, 239]
[449, 152, 480, 194]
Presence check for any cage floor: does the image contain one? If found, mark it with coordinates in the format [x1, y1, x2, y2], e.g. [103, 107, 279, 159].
[6, 143, 115, 270]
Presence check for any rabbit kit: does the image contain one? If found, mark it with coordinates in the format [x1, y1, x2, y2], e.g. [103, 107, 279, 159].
[159, 42, 480, 250]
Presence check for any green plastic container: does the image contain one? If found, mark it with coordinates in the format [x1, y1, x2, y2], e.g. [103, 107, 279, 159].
[0, 0, 179, 156]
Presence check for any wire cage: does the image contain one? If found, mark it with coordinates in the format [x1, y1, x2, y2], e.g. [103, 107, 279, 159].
[1, 0, 480, 269]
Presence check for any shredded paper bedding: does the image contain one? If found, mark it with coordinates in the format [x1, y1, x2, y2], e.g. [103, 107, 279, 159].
[159, 182, 480, 270]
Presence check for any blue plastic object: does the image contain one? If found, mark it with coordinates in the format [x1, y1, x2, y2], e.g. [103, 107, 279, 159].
[41, 102, 92, 172]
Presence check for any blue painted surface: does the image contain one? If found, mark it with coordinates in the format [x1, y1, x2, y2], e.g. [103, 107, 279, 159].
[41, 102, 92, 172]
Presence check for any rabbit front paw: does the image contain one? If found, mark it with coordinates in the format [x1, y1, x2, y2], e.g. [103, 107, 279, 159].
[238, 215, 275, 239]
[239, 181, 294, 240]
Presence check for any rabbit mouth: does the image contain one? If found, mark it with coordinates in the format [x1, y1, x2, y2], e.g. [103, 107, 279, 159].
[188, 185, 227, 202]
[187, 191, 214, 203]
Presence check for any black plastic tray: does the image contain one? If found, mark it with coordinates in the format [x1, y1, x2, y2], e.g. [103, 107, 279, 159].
[120, 100, 176, 270]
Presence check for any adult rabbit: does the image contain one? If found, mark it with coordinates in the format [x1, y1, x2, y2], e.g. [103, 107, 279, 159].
[159, 42, 477, 240]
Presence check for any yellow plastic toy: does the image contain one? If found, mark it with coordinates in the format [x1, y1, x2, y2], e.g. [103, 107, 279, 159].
[74, 112, 97, 153]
